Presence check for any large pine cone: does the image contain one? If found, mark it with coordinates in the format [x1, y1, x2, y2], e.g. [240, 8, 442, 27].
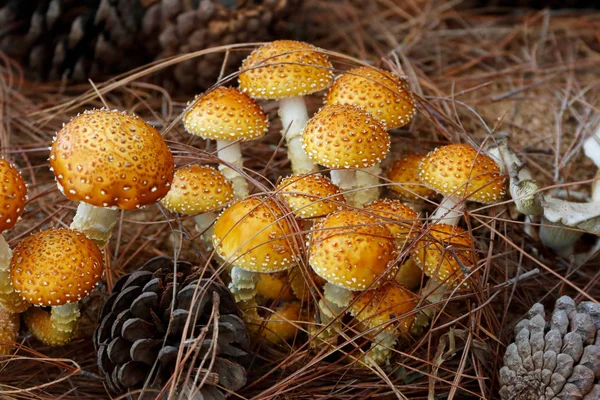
[499, 296, 600, 399]
[93, 256, 250, 399]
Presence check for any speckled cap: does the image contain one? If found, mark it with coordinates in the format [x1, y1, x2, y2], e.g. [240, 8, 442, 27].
[10, 228, 104, 306]
[50, 109, 174, 210]
[183, 87, 269, 141]
[302, 104, 390, 169]
[325, 66, 416, 129]
[0, 159, 27, 233]
[277, 174, 345, 219]
[239, 40, 334, 99]
[364, 199, 420, 244]
[308, 209, 397, 291]
[387, 154, 436, 201]
[160, 165, 233, 215]
[418, 144, 506, 204]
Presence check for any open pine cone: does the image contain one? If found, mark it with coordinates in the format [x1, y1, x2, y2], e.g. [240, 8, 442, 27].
[93, 256, 250, 399]
[499, 296, 600, 399]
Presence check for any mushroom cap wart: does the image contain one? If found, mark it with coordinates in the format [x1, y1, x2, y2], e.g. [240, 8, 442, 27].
[0, 159, 27, 233]
[387, 154, 436, 201]
[49, 109, 174, 211]
[302, 104, 390, 169]
[364, 199, 420, 244]
[418, 144, 506, 204]
[325, 66, 416, 129]
[277, 173, 346, 219]
[212, 197, 297, 273]
[160, 165, 234, 215]
[309, 209, 397, 291]
[411, 223, 477, 289]
[183, 87, 269, 141]
[239, 40, 334, 99]
[10, 228, 104, 306]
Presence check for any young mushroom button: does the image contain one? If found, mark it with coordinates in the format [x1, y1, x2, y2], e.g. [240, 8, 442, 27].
[49, 109, 174, 248]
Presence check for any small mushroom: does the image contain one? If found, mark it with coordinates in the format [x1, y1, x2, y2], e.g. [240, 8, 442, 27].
[247, 301, 301, 344]
[239, 40, 334, 174]
[23, 307, 76, 347]
[0, 307, 20, 355]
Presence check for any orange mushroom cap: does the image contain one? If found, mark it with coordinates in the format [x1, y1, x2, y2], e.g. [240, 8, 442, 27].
[255, 272, 296, 301]
[302, 104, 390, 169]
[411, 224, 477, 289]
[183, 87, 269, 141]
[260, 301, 301, 343]
[0, 159, 27, 232]
[239, 40, 334, 99]
[160, 165, 234, 215]
[10, 228, 104, 306]
[212, 197, 297, 273]
[0, 307, 20, 355]
[277, 174, 346, 219]
[364, 199, 420, 244]
[418, 144, 506, 204]
[325, 66, 416, 129]
[309, 210, 397, 291]
[387, 154, 437, 201]
[24, 307, 76, 346]
[50, 109, 174, 210]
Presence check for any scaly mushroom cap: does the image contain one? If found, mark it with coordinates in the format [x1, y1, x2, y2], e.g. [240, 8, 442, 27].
[239, 40, 334, 99]
[309, 210, 397, 291]
[349, 283, 418, 334]
[10, 228, 104, 306]
[255, 272, 296, 301]
[212, 197, 297, 273]
[50, 109, 174, 210]
[302, 104, 390, 169]
[277, 174, 346, 219]
[387, 154, 436, 201]
[260, 301, 301, 343]
[418, 144, 506, 204]
[160, 165, 234, 215]
[364, 199, 420, 244]
[325, 66, 416, 129]
[183, 87, 269, 141]
[0, 307, 20, 355]
[24, 307, 76, 346]
[0, 159, 27, 232]
[411, 224, 477, 289]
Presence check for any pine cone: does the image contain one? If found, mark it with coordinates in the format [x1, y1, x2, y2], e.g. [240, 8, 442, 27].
[93, 256, 250, 399]
[499, 296, 600, 399]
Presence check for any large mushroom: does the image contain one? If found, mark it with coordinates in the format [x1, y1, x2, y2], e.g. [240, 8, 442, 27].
[49, 109, 174, 248]
[183, 87, 269, 198]
[239, 40, 334, 174]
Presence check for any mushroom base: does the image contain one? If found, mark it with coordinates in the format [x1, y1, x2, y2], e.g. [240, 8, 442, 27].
[229, 266, 260, 302]
[70, 203, 119, 248]
[279, 96, 318, 174]
[51, 303, 80, 333]
[217, 140, 249, 199]
[353, 165, 382, 207]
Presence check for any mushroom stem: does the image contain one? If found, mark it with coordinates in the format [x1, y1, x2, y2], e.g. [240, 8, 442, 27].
[353, 165, 382, 207]
[365, 331, 398, 366]
[229, 266, 260, 302]
[0, 235, 11, 272]
[51, 303, 80, 333]
[330, 169, 356, 204]
[216, 140, 248, 199]
[194, 212, 217, 250]
[539, 216, 583, 258]
[431, 196, 463, 225]
[70, 203, 119, 249]
[279, 96, 318, 174]
[421, 279, 450, 319]
[394, 258, 423, 290]
[323, 282, 353, 308]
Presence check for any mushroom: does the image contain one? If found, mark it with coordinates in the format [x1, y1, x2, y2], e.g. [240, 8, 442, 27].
[418, 144, 507, 225]
[239, 40, 334, 174]
[251, 301, 301, 344]
[10, 228, 104, 342]
[23, 307, 75, 347]
[302, 104, 390, 206]
[0, 307, 20, 355]
[160, 165, 234, 249]
[49, 109, 174, 248]
[255, 272, 296, 302]
[212, 196, 298, 302]
[182, 87, 269, 198]
[387, 154, 436, 206]
[325, 66, 417, 206]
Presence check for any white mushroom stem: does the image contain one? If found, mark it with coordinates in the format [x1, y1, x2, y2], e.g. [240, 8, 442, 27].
[364, 331, 398, 366]
[330, 169, 356, 204]
[432, 196, 463, 226]
[323, 282, 353, 308]
[279, 96, 318, 174]
[51, 303, 80, 333]
[70, 203, 119, 249]
[539, 216, 584, 258]
[194, 212, 217, 249]
[353, 165, 382, 207]
[216, 140, 248, 199]
[229, 266, 260, 303]
[0, 235, 11, 272]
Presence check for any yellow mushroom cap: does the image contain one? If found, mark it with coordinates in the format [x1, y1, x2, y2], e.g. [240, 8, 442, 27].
[0, 159, 27, 233]
[418, 144, 506, 204]
[50, 109, 174, 210]
[239, 40, 334, 99]
[10, 228, 104, 306]
[0, 290, 31, 313]
[387, 154, 437, 201]
[0, 307, 20, 355]
[309, 210, 397, 291]
[260, 301, 301, 343]
[364, 199, 420, 244]
[212, 197, 297, 273]
[183, 87, 269, 141]
[302, 104, 390, 169]
[411, 224, 477, 289]
[325, 66, 416, 129]
[23, 307, 76, 347]
[160, 165, 233, 215]
[255, 272, 296, 301]
[277, 174, 346, 219]
[349, 283, 418, 334]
